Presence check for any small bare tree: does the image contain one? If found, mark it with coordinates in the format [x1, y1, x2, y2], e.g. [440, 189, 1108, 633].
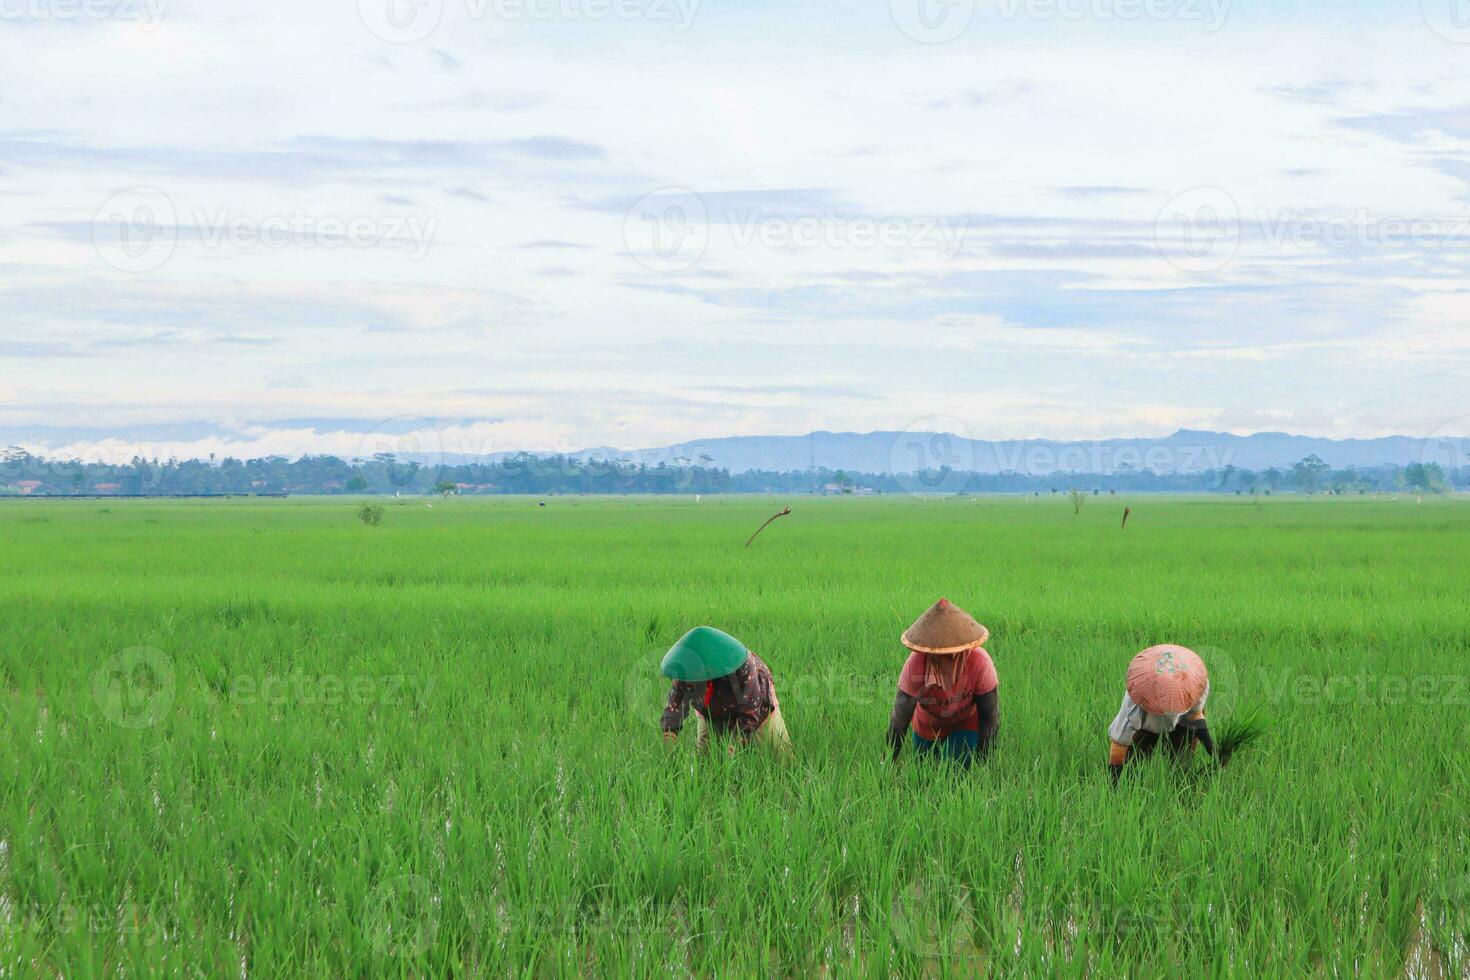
[1069, 488, 1087, 515]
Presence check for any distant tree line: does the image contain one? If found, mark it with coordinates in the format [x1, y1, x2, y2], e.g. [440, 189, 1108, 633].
[1, 446, 1464, 497]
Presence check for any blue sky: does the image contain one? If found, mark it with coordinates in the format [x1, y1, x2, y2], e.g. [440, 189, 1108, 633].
[3, 0, 1470, 460]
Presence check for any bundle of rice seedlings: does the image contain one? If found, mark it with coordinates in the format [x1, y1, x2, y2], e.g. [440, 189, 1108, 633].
[1215, 711, 1267, 762]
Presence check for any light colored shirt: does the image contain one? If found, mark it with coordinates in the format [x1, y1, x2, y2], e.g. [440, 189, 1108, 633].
[1107, 685, 1209, 747]
[898, 648, 999, 741]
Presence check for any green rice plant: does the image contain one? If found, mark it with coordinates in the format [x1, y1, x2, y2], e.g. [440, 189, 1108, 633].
[0, 495, 1465, 975]
[1215, 710, 1268, 762]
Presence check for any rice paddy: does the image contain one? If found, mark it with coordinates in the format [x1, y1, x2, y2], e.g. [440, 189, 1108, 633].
[2, 495, 1467, 976]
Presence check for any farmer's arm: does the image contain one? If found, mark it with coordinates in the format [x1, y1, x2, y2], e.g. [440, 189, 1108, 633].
[1108, 741, 1129, 784]
[1107, 695, 1137, 784]
[972, 688, 999, 760]
[887, 690, 917, 761]
[661, 682, 695, 740]
[1180, 709, 1216, 758]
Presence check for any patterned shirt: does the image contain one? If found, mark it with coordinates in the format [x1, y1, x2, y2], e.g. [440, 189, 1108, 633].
[1107, 685, 1210, 747]
[661, 652, 777, 738]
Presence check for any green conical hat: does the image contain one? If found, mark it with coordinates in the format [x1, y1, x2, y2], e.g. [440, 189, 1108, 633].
[660, 627, 750, 682]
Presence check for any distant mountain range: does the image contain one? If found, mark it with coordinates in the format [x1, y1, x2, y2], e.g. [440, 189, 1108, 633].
[5, 420, 1463, 475]
[579, 429, 1451, 475]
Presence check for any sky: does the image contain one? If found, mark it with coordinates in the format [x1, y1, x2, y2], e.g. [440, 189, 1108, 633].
[3, 0, 1470, 461]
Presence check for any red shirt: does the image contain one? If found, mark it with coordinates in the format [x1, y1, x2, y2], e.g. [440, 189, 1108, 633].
[898, 648, 999, 741]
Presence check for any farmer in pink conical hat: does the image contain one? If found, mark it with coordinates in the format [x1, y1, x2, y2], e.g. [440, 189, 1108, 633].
[886, 599, 1000, 767]
[1107, 644, 1217, 784]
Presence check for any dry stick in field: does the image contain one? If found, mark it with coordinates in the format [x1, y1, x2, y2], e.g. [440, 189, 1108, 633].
[1122, 507, 1132, 529]
[744, 507, 792, 548]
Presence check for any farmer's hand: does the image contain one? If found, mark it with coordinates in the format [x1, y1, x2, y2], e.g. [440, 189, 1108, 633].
[1218, 747, 1233, 769]
[1108, 741, 1128, 786]
[662, 732, 678, 749]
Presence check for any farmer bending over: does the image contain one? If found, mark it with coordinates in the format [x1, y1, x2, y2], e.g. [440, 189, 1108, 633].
[1107, 644, 1218, 784]
[660, 627, 792, 758]
[886, 599, 1000, 767]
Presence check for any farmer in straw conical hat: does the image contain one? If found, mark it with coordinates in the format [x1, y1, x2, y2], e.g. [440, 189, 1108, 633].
[1107, 644, 1218, 784]
[660, 627, 792, 758]
[886, 599, 1000, 766]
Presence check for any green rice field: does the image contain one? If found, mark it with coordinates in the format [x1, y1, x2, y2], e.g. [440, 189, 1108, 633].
[2, 495, 1467, 976]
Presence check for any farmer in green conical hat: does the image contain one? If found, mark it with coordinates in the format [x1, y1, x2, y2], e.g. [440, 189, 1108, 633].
[660, 627, 792, 757]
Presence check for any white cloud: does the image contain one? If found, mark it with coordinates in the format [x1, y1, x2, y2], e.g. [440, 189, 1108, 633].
[2, 2, 1469, 452]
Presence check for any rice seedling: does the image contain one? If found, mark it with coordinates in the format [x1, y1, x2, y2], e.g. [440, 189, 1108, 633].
[0, 494, 1465, 975]
[1215, 710, 1268, 762]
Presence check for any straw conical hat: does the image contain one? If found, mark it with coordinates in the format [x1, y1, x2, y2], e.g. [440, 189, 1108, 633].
[901, 599, 990, 655]
[1125, 645, 1209, 715]
[660, 626, 750, 682]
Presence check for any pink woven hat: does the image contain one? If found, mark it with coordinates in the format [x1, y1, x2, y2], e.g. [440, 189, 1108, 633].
[1125, 645, 1209, 715]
